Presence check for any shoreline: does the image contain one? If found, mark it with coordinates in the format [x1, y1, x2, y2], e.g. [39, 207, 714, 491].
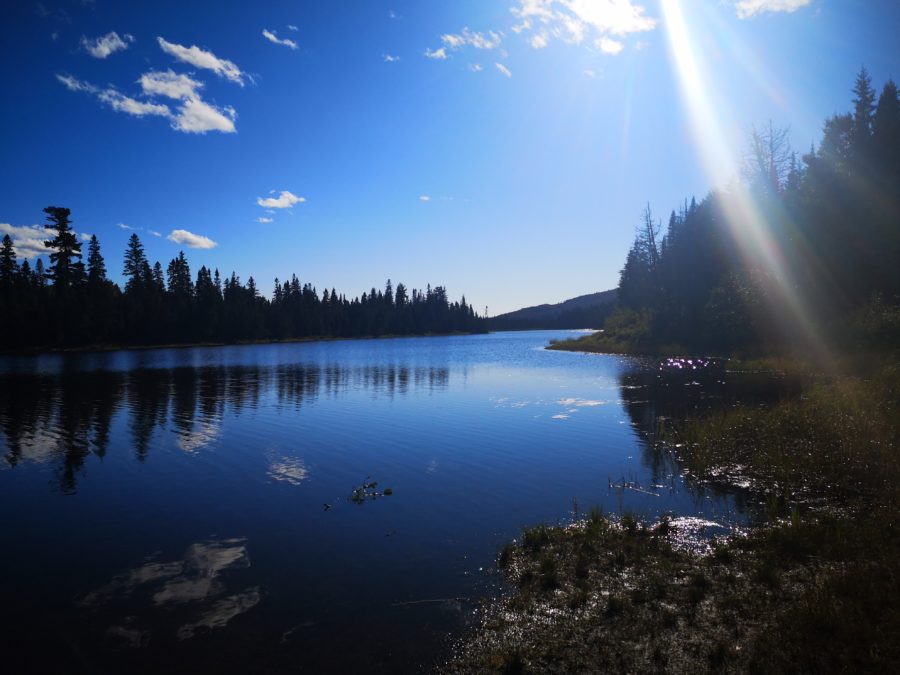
[445, 352, 900, 673]
[0, 330, 489, 358]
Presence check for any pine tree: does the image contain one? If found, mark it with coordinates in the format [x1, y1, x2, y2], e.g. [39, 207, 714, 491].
[0, 234, 16, 287]
[43, 206, 85, 289]
[852, 67, 877, 147]
[873, 80, 900, 176]
[86, 234, 107, 285]
[34, 259, 46, 288]
[123, 233, 148, 293]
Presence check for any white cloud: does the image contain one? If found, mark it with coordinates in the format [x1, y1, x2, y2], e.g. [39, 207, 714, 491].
[257, 191, 305, 209]
[597, 36, 624, 54]
[58, 74, 171, 118]
[383, 54, 400, 63]
[98, 89, 171, 117]
[81, 31, 134, 58]
[139, 70, 202, 100]
[583, 68, 597, 78]
[441, 33, 466, 49]
[734, 0, 812, 18]
[469, 63, 483, 72]
[441, 27, 503, 50]
[56, 74, 92, 93]
[510, 0, 655, 53]
[262, 29, 298, 50]
[287, 24, 299, 31]
[530, 33, 549, 48]
[117, 223, 132, 230]
[0, 223, 50, 259]
[173, 98, 236, 133]
[148, 230, 162, 237]
[256, 217, 273, 223]
[138, 70, 236, 134]
[80, 233, 92, 241]
[419, 195, 431, 202]
[60, 71, 233, 134]
[167, 229, 217, 249]
[495, 62, 512, 77]
[429, 27, 502, 59]
[157, 37, 245, 85]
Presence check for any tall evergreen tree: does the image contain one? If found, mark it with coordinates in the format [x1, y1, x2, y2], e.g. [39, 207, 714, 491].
[851, 67, 877, 148]
[86, 234, 107, 285]
[43, 206, 85, 289]
[122, 233, 148, 293]
[0, 234, 16, 288]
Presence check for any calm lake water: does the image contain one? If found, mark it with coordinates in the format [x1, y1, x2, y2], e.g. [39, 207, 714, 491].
[0, 331, 769, 673]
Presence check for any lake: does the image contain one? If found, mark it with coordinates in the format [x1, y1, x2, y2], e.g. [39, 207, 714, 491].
[0, 331, 767, 673]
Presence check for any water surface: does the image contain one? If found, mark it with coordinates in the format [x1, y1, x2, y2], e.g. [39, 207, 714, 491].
[0, 331, 765, 673]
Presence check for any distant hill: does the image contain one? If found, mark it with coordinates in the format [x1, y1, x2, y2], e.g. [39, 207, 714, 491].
[489, 290, 617, 331]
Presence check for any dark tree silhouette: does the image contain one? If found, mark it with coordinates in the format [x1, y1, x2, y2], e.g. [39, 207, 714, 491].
[43, 206, 85, 290]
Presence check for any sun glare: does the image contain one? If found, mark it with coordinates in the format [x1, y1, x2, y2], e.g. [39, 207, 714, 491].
[661, 0, 831, 360]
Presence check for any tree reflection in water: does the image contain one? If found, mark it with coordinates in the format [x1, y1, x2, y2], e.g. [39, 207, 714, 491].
[0, 362, 450, 493]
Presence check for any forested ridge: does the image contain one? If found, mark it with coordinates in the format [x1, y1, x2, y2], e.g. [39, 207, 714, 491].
[601, 68, 900, 354]
[0, 216, 484, 350]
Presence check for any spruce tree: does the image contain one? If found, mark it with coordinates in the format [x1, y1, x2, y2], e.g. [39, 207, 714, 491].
[43, 206, 85, 289]
[122, 233, 147, 293]
[86, 234, 107, 285]
[0, 234, 16, 287]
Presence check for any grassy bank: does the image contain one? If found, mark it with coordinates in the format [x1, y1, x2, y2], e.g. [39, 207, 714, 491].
[445, 359, 900, 673]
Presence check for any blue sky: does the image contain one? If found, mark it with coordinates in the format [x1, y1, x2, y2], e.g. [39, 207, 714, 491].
[1, 0, 898, 314]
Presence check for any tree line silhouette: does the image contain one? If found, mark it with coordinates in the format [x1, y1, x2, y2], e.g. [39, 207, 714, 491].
[0, 215, 484, 349]
[613, 68, 900, 352]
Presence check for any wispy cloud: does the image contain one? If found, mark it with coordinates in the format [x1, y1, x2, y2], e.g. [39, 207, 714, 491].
[81, 31, 133, 58]
[139, 69, 202, 100]
[174, 97, 236, 133]
[426, 27, 503, 60]
[257, 191, 305, 209]
[59, 71, 236, 134]
[57, 74, 171, 118]
[734, 0, 812, 18]
[419, 195, 431, 202]
[0, 223, 50, 259]
[469, 63, 484, 72]
[117, 222, 133, 230]
[148, 230, 162, 237]
[256, 217, 273, 223]
[287, 24, 299, 31]
[262, 29, 298, 50]
[139, 70, 236, 134]
[157, 37, 245, 85]
[511, 0, 655, 54]
[495, 62, 512, 77]
[383, 54, 400, 63]
[441, 27, 502, 50]
[167, 229, 217, 249]
[80, 233, 92, 241]
[597, 36, 624, 54]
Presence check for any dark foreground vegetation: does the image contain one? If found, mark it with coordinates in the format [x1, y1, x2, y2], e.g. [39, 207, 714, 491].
[446, 357, 900, 673]
[448, 70, 900, 672]
[0, 217, 484, 351]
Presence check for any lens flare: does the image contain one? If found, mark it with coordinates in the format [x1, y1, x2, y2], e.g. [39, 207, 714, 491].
[660, 0, 831, 360]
